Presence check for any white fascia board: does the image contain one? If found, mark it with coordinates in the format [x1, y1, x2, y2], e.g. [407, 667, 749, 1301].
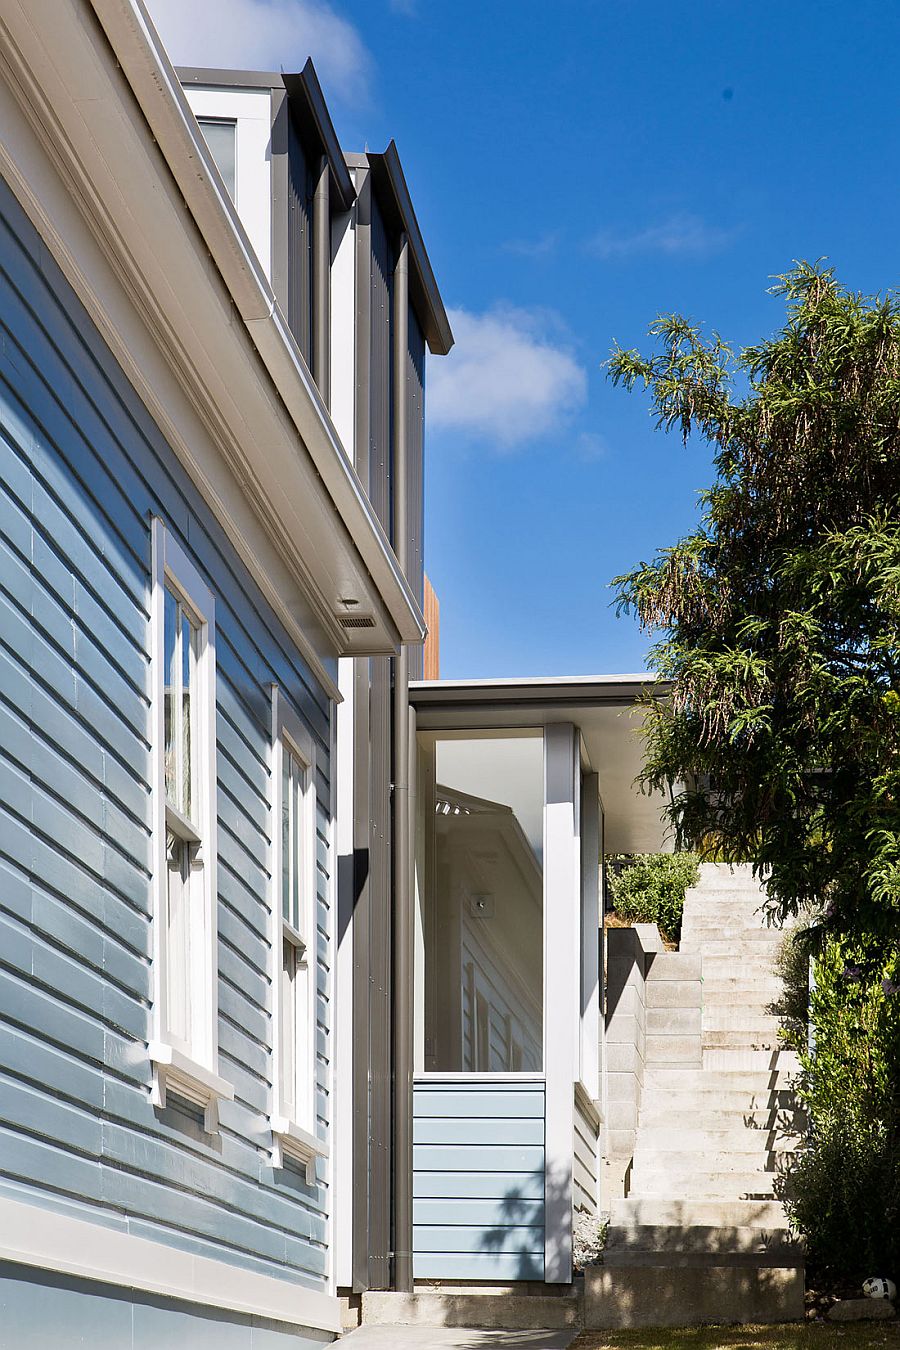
[0, 1194, 341, 1333]
[1, 0, 424, 654]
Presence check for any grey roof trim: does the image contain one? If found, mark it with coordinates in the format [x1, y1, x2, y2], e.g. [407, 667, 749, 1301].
[177, 62, 355, 211]
[282, 61, 355, 211]
[409, 673, 669, 710]
[177, 66, 283, 88]
[364, 142, 453, 355]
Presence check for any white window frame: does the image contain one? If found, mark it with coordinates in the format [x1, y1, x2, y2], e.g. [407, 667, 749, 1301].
[148, 518, 232, 1131]
[270, 686, 328, 1178]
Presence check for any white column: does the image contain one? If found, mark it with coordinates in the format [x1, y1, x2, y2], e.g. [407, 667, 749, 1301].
[333, 658, 355, 1288]
[543, 723, 580, 1284]
[580, 772, 601, 1101]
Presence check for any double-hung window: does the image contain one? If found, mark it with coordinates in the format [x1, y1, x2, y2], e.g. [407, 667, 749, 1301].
[270, 688, 326, 1179]
[149, 520, 232, 1130]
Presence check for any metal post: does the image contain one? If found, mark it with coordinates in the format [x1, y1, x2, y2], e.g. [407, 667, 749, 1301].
[391, 232, 413, 1293]
[313, 155, 330, 404]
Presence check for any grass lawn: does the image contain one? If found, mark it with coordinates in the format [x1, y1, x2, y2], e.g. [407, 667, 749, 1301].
[571, 1325, 900, 1350]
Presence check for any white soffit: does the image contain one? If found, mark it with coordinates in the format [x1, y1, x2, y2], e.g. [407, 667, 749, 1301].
[410, 675, 672, 854]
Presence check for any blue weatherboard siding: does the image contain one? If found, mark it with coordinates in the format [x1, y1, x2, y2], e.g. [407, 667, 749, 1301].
[0, 176, 333, 1300]
[412, 1078, 546, 1280]
[0, 1266, 333, 1349]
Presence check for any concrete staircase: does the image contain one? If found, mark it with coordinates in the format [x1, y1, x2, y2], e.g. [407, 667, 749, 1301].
[591, 864, 805, 1328]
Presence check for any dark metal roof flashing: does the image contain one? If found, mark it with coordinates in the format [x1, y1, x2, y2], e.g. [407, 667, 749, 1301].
[349, 143, 454, 356]
[177, 60, 355, 211]
[282, 60, 355, 211]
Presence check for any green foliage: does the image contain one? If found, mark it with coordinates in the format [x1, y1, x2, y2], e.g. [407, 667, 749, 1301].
[608, 262, 900, 967]
[770, 926, 812, 1053]
[778, 942, 900, 1283]
[607, 853, 699, 942]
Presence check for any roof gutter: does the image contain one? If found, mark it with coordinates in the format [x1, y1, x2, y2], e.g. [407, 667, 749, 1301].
[91, 0, 425, 647]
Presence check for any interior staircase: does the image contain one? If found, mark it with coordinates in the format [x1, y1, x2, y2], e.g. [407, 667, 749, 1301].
[593, 864, 806, 1328]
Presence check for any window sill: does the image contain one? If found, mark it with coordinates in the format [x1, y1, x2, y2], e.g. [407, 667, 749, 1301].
[149, 1041, 234, 1133]
[270, 1115, 328, 1181]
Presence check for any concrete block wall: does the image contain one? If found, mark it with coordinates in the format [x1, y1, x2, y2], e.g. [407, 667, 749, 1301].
[604, 926, 702, 1191]
[605, 925, 662, 1162]
[644, 951, 702, 1068]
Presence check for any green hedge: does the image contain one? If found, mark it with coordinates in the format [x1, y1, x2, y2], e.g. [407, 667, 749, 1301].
[778, 939, 900, 1285]
[607, 853, 699, 943]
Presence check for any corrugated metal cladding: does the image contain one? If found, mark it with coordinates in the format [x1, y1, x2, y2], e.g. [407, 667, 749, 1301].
[368, 193, 394, 538]
[0, 179, 335, 1291]
[286, 111, 315, 373]
[406, 309, 426, 680]
[412, 1079, 546, 1281]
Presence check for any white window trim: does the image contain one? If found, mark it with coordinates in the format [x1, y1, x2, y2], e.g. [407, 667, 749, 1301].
[270, 686, 327, 1178]
[149, 518, 232, 1131]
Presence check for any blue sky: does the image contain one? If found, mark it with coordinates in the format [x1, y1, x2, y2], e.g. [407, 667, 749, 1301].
[151, 0, 900, 677]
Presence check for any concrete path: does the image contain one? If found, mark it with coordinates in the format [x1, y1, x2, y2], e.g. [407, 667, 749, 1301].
[340, 1328, 578, 1348]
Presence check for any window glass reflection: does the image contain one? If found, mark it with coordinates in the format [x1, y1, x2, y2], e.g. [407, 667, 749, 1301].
[420, 733, 544, 1073]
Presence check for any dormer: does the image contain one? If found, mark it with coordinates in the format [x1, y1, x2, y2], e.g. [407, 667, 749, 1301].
[179, 61, 354, 407]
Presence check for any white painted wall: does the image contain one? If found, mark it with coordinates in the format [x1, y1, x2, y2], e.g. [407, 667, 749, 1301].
[183, 86, 272, 279]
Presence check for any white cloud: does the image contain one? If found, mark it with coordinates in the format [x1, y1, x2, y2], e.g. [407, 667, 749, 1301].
[428, 305, 587, 449]
[147, 0, 370, 104]
[587, 212, 737, 260]
[574, 431, 610, 462]
[502, 231, 560, 260]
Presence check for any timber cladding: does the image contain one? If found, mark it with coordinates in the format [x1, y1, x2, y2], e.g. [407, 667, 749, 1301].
[412, 1078, 546, 1281]
[0, 177, 334, 1290]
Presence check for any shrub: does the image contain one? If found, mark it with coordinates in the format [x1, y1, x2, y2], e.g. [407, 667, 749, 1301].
[770, 925, 812, 1053]
[607, 852, 699, 943]
[778, 939, 900, 1285]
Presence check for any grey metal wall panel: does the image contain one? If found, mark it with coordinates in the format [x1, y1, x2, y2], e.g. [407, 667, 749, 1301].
[0, 178, 334, 1291]
[368, 196, 393, 537]
[406, 308, 426, 680]
[411, 1079, 546, 1282]
[286, 113, 315, 371]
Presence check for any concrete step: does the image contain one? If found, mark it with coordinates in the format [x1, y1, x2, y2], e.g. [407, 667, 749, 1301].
[701, 988, 782, 1009]
[639, 1085, 793, 1107]
[637, 1103, 804, 1131]
[604, 1224, 804, 1257]
[682, 922, 782, 939]
[701, 957, 786, 981]
[643, 1067, 796, 1091]
[610, 1197, 790, 1230]
[701, 1011, 784, 1034]
[603, 1247, 801, 1268]
[701, 1031, 784, 1052]
[628, 1172, 782, 1199]
[702, 977, 784, 995]
[360, 1290, 581, 1332]
[584, 1260, 803, 1329]
[685, 893, 770, 908]
[690, 939, 783, 958]
[695, 865, 764, 886]
[702, 1048, 799, 1071]
[631, 1150, 795, 1174]
[584, 1260, 804, 1329]
[634, 1129, 800, 1158]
